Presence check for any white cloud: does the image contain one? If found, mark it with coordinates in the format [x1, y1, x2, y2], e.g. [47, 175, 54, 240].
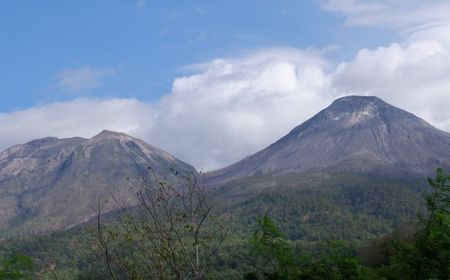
[0, 98, 153, 152]
[321, 0, 450, 31]
[55, 67, 114, 94]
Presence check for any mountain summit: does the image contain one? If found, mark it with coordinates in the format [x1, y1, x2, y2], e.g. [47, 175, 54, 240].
[205, 95, 450, 184]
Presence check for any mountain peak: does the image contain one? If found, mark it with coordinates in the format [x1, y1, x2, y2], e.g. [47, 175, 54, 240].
[96, 130, 128, 138]
[90, 130, 132, 143]
[205, 95, 450, 184]
[311, 95, 422, 129]
[327, 95, 392, 116]
[331, 95, 383, 104]
[26, 137, 59, 145]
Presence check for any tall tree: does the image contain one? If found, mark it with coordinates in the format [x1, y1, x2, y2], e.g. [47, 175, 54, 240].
[96, 169, 229, 280]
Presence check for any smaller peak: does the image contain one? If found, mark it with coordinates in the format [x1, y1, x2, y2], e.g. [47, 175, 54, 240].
[90, 130, 132, 142]
[332, 95, 384, 105]
[98, 130, 127, 137]
[327, 95, 391, 114]
[26, 137, 59, 146]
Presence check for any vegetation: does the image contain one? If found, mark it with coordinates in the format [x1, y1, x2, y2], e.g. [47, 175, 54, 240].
[0, 255, 32, 280]
[365, 167, 450, 279]
[0, 168, 449, 279]
[221, 173, 425, 241]
[95, 170, 230, 279]
[242, 168, 450, 279]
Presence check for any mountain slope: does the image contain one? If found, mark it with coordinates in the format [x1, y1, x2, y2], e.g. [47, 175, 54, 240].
[210, 172, 425, 241]
[205, 96, 450, 186]
[0, 130, 196, 238]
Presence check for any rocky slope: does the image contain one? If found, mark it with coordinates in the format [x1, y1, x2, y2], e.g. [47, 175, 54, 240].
[204, 96, 450, 186]
[0, 130, 196, 238]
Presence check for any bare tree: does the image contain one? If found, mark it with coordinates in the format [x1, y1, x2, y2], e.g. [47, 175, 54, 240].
[96, 168, 229, 280]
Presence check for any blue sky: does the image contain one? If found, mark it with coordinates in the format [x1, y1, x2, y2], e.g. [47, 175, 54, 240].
[0, 0, 398, 112]
[1, 1, 450, 169]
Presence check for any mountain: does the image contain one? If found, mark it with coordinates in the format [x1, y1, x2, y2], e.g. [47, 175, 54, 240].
[202, 96, 450, 241]
[205, 96, 450, 186]
[0, 130, 195, 238]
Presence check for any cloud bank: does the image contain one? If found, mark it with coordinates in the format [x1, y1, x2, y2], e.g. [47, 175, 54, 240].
[1, 2, 450, 170]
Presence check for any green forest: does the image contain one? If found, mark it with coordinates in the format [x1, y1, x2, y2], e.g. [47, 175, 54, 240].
[0, 168, 449, 279]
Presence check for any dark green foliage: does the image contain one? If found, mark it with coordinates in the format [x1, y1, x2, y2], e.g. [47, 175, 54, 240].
[249, 215, 298, 279]
[298, 241, 375, 280]
[245, 215, 372, 280]
[0, 255, 32, 280]
[241, 169, 450, 279]
[371, 168, 450, 280]
[0, 226, 103, 279]
[223, 173, 424, 242]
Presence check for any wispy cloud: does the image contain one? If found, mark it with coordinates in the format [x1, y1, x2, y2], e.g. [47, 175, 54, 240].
[54, 66, 114, 94]
[321, 0, 450, 31]
[134, 0, 147, 8]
